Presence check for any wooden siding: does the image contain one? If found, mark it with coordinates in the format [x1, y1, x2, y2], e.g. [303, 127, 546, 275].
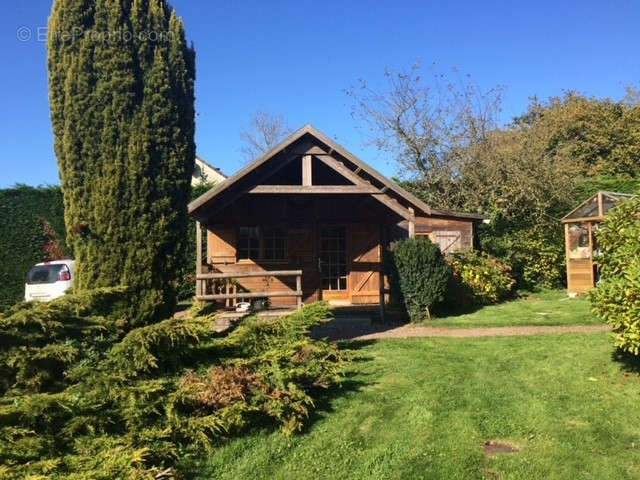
[567, 258, 595, 294]
[201, 193, 475, 307]
[350, 224, 381, 304]
[206, 222, 382, 307]
[413, 216, 474, 251]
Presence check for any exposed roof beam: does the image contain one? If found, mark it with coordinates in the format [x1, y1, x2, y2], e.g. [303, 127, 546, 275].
[249, 185, 380, 194]
[314, 152, 412, 220]
[193, 140, 314, 222]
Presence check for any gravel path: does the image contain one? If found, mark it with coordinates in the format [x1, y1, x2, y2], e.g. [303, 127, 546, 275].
[354, 324, 610, 341]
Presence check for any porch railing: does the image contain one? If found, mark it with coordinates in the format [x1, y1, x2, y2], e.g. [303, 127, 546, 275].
[195, 270, 303, 309]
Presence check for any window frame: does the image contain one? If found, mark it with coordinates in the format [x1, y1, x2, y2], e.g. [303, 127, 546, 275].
[236, 226, 287, 262]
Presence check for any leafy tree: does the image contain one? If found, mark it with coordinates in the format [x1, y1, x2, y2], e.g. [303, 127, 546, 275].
[356, 68, 640, 288]
[48, 0, 196, 324]
[515, 90, 640, 178]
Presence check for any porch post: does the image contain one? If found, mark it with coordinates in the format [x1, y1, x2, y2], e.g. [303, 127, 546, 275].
[379, 226, 386, 322]
[196, 221, 203, 297]
[408, 207, 416, 238]
[296, 273, 303, 310]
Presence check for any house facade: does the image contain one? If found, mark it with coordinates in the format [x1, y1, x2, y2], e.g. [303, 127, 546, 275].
[189, 125, 483, 308]
[192, 155, 227, 186]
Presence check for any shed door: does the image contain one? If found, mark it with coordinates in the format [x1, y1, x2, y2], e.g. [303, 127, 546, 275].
[319, 226, 349, 301]
[350, 224, 381, 304]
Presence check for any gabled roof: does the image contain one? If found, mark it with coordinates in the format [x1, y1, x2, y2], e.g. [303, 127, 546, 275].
[189, 124, 484, 222]
[562, 190, 635, 223]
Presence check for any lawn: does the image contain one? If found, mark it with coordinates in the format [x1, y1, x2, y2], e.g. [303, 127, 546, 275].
[185, 332, 640, 480]
[427, 290, 601, 328]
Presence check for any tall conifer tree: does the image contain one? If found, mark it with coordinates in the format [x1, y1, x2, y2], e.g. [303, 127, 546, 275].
[48, 0, 196, 324]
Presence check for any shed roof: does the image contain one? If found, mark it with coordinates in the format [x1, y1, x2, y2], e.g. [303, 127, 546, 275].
[189, 124, 484, 222]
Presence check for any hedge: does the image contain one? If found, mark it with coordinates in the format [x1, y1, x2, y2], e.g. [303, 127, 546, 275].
[0, 185, 68, 311]
[0, 182, 215, 311]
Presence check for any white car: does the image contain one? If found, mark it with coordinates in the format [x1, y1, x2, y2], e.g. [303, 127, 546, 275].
[25, 260, 75, 302]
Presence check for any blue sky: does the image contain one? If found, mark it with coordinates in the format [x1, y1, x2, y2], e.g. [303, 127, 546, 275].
[1, 0, 639, 187]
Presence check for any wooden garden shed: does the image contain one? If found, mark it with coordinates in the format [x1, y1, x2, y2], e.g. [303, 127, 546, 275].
[188, 125, 484, 310]
[562, 191, 634, 294]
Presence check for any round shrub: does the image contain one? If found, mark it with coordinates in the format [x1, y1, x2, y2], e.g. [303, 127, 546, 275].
[590, 195, 640, 355]
[448, 249, 515, 305]
[386, 236, 450, 322]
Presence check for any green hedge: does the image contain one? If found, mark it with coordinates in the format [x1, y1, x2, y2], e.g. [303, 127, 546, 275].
[0, 185, 68, 311]
[0, 182, 215, 311]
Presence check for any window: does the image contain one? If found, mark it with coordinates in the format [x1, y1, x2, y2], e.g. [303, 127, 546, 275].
[263, 228, 286, 260]
[237, 227, 286, 261]
[320, 227, 347, 291]
[238, 227, 260, 260]
[26, 264, 69, 284]
[568, 223, 591, 259]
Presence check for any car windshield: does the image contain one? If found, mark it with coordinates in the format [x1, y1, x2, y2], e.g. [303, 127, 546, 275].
[26, 265, 65, 285]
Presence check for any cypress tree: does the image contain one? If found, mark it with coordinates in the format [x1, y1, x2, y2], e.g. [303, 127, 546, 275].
[48, 0, 196, 324]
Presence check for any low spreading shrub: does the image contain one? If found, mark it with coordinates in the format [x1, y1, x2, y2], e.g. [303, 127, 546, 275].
[448, 249, 515, 305]
[0, 292, 348, 479]
[590, 195, 640, 355]
[386, 236, 450, 322]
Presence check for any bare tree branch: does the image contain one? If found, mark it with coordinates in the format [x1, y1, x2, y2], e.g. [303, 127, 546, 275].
[240, 111, 293, 163]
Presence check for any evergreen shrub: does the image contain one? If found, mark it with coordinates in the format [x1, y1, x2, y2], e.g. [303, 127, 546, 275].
[0, 292, 348, 478]
[386, 237, 450, 322]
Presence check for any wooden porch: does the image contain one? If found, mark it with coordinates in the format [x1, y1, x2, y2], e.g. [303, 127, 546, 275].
[195, 220, 389, 315]
[195, 269, 304, 309]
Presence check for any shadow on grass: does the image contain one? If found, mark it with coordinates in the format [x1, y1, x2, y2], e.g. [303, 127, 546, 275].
[179, 341, 376, 480]
[432, 302, 484, 319]
[612, 348, 640, 374]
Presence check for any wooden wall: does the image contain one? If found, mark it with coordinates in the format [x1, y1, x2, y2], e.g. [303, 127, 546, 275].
[567, 258, 595, 294]
[412, 216, 474, 250]
[207, 222, 382, 307]
[201, 195, 476, 306]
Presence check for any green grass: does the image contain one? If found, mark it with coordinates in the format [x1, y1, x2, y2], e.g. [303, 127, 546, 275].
[185, 333, 640, 480]
[426, 290, 601, 328]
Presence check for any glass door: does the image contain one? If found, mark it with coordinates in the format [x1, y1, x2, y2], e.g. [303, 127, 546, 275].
[319, 226, 348, 300]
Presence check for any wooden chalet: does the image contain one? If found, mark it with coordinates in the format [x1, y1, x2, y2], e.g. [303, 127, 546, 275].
[562, 191, 634, 295]
[188, 125, 484, 311]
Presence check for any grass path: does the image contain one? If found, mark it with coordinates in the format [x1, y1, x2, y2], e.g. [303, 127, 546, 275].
[355, 323, 610, 340]
[186, 333, 640, 480]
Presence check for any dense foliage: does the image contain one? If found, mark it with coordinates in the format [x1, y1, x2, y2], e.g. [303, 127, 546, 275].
[386, 237, 450, 321]
[0, 292, 347, 479]
[448, 249, 515, 305]
[479, 223, 566, 289]
[0, 185, 69, 310]
[590, 195, 640, 355]
[48, 0, 196, 324]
